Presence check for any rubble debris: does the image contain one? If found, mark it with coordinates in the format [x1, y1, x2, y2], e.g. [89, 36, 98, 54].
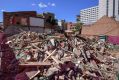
[7, 31, 119, 80]
[0, 32, 19, 80]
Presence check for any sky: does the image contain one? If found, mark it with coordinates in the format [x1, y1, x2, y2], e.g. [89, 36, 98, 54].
[0, 0, 98, 22]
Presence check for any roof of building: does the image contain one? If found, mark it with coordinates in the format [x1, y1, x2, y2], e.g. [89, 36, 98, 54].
[3, 11, 37, 13]
[80, 6, 98, 11]
[81, 16, 119, 36]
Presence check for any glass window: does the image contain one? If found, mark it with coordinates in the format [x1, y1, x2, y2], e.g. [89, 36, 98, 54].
[118, 0, 119, 15]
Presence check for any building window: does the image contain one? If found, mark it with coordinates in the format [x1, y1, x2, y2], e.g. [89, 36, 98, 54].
[113, 0, 115, 17]
[106, 0, 109, 16]
[118, 0, 119, 15]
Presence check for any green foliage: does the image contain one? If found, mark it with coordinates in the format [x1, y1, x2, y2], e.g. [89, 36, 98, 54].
[37, 14, 43, 17]
[46, 17, 58, 25]
[75, 22, 83, 31]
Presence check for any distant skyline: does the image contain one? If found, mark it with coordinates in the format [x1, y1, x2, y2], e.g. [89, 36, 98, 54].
[0, 0, 98, 22]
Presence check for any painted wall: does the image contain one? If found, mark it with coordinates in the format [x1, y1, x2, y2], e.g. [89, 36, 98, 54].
[108, 36, 119, 44]
[30, 17, 44, 27]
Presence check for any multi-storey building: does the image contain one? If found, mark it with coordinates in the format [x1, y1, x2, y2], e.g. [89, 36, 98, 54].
[3, 11, 57, 36]
[80, 6, 98, 25]
[80, 0, 119, 25]
[99, 0, 119, 21]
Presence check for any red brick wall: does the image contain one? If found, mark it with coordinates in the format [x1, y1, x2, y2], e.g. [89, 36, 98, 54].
[3, 11, 37, 28]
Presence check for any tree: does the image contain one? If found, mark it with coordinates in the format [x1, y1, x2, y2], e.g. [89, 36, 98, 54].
[74, 22, 83, 34]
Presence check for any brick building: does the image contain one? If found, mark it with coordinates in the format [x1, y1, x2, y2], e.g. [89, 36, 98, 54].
[3, 11, 37, 28]
[3, 11, 57, 35]
[66, 22, 76, 31]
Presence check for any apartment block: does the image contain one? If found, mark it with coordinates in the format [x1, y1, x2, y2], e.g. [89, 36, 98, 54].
[80, 6, 98, 25]
[99, 0, 119, 21]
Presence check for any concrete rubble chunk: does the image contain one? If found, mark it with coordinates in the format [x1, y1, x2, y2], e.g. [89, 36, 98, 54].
[6, 31, 119, 80]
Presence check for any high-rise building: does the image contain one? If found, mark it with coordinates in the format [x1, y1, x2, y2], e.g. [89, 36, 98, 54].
[80, 6, 98, 25]
[99, 0, 119, 21]
[80, 0, 119, 25]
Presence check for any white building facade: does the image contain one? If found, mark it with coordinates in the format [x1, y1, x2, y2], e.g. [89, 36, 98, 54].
[99, 0, 119, 21]
[80, 6, 99, 25]
[80, 0, 119, 25]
